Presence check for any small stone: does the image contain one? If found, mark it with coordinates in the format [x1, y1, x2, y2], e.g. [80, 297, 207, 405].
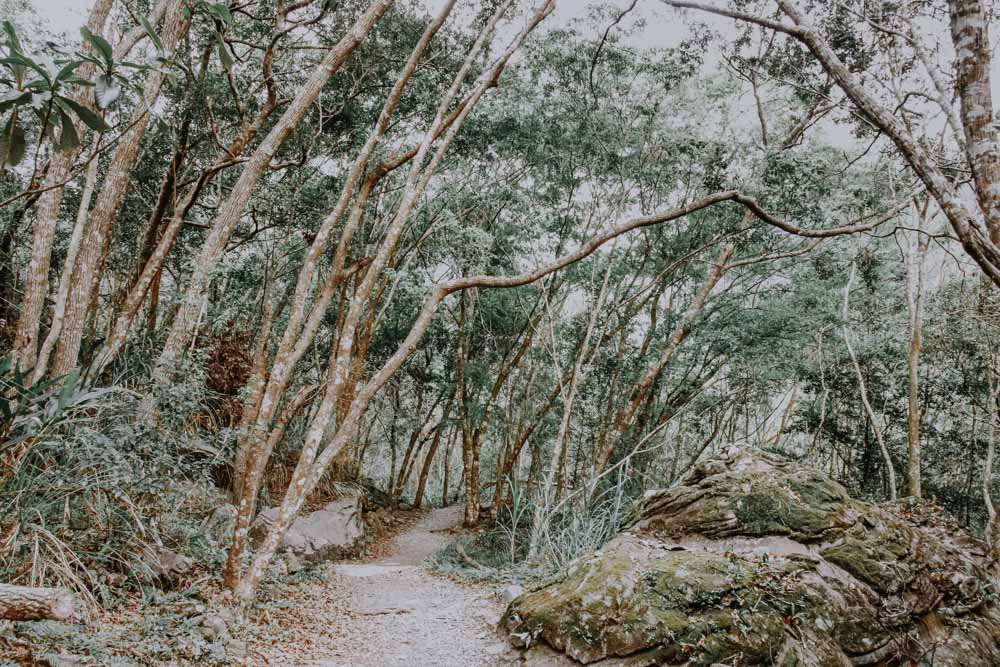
[197, 613, 231, 642]
[139, 543, 193, 585]
[284, 552, 304, 574]
[203, 504, 238, 545]
[501, 585, 524, 604]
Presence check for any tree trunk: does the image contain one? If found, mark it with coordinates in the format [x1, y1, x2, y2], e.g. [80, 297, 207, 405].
[843, 257, 897, 500]
[153, 0, 395, 383]
[414, 419, 446, 509]
[0, 584, 74, 621]
[594, 244, 733, 476]
[442, 427, 456, 506]
[984, 358, 998, 554]
[905, 201, 931, 497]
[11, 0, 114, 371]
[48, 0, 188, 377]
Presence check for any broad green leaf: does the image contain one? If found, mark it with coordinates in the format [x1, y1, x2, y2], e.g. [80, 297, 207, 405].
[0, 90, 29, 115]
[56, 107, 79, 151]
[0, 54, 48, 86]
[208, 3, 234, 27]
[80, 26, 113, 70]
[55, 59, 83, 81]
[216, 34, 233, 72]
[55, 96, 109, 132]
[0, 113, 26, 168]
[1, 20, 23, 53]
[138, 14, 164, 53]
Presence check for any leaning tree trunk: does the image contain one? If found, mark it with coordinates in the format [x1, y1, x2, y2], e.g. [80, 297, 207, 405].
[0, 584, 74, 621]
[594, 244, 734, 477]
[11, 0, 113, 371]
[153, 0, 395, 386]
[48, 0, 188, 377]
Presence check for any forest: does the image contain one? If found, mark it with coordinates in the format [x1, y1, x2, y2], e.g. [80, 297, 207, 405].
[2, 0, 1000, 664]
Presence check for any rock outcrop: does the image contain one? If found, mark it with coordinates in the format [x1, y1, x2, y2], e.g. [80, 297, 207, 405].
[501, 449, 1000, 666]
[251, 489, 366, 563]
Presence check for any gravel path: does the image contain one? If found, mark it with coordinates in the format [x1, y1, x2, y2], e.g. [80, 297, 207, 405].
[250, 506, 524, 666]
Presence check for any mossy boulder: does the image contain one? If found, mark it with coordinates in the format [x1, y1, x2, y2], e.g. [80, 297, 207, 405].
[501, 448, 1000, 666]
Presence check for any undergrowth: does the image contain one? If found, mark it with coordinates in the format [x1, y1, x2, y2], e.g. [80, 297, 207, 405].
[432, 467, 645, 583]
[0, 355, 231, 618]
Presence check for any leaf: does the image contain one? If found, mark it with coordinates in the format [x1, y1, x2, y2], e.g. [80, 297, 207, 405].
[0, 90, 29, 115]
[56, 370, 80, 412]
[54, 96, 108, 132]
[0, 54, 48, 86]
[55, 59, 83, 82]
[79, 26, 113, 70]
[2, 20, 23, 53]
[215, 34, 233, 73]
[207, 3, 234, 27]
[0, 113, 25, 168]
[138, 14, 164, 53]
[56, 107, 79, 152]
[94, 73, 121, 109]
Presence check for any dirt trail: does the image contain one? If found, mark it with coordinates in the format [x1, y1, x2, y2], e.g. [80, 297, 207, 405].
[250, 506, 524, 666]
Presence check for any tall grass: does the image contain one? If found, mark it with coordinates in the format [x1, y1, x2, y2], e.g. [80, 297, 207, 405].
[434, 463, 642, 581]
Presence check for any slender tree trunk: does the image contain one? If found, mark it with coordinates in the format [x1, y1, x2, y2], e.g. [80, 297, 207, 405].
[11, 0, 114, 371]
[771, 383, 797, 449]
[153, 0, 395, 383]
[48, 1, 188, 377]
[843, 258, 897, 500]
[455, 291, 478, 526]
[223, 0, 460, 586]
[594, 244, 734, 476]
[905, 202, 931, 497]
[414, 402, 451, 509]
[442, 427, 457, 507]
[983, 358, 998, 553]
[32, 137, 102, 383]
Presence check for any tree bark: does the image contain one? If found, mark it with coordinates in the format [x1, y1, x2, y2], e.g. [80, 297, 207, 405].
[48, 0, 188, 377]
[0, 584, 74, 621]
[11, 0, 114, 371]
[414, 415, 448, 510]
[594, 243, 734, 476]
[905, 201, 931, 497]
[153, 0, 395, 383]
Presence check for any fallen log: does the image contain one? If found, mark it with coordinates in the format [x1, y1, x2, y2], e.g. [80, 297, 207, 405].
[0, 583, 75, 621]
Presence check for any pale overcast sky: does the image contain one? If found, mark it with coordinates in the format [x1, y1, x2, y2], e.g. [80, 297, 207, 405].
[29, 0, 703, 50]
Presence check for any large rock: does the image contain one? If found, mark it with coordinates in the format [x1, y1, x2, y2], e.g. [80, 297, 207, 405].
[251, 490, 366, 563]
[501, 449, 1000, 666]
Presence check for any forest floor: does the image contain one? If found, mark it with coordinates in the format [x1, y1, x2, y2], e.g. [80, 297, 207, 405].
[247, 505, 526, 666]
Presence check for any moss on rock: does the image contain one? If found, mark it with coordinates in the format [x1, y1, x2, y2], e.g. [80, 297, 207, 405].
[501, 449, 1000, 666]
